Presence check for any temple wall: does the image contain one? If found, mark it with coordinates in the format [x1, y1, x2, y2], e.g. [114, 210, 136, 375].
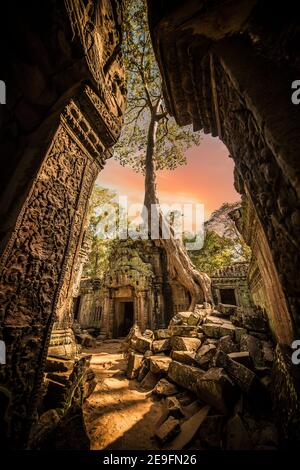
[147, 0, 300, 341]
[0, 0, 126, 448]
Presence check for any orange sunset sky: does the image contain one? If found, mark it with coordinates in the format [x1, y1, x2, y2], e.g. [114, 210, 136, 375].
[96, 134, 239, 221]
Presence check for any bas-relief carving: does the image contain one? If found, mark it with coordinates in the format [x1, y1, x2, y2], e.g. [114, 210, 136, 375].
[0, 123, 99, 443]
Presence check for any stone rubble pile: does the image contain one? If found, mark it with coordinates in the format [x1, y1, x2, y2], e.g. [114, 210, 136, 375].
[124, 304, 279, 450]
[28, 355, 96, 449]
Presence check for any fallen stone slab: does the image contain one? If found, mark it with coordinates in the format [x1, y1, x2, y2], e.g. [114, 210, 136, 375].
[140, 371, 160, 391]
[171, 350, 198, 367]
[203, 315, 224, 325]
[135, 336, 153, 354]
[213, 349, 258, 394]
[171, 336, 202, 352]
[171, 325, 199, 337]
[149, 356, 172, 375]
[187, 313, 201, 326]
[195, 344, 217, 369]
[152, 339, 171, 354]
[153, 378, 180, 397]
[154, 329, 171, 340]
[228, 351, 252, 368]
[218, 335, 238, 354]
[182, 400, 202, 419]
[166, 405, 210, 450]
[196, 367, 238, 414]
[168, 361, 205, 395]
[240, 334, 264, 368]
[169, 312, 191, 326]
[164, 396, 185, 419]
[45, 358, 74, 373]
[202, 323, 236, 339]
[137, 361, 149, 382]
[127, 352, 143, 379]
[155, 416, 181, 444]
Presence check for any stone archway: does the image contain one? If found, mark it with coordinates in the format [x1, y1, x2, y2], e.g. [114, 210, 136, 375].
[0, 0, 126, 448]
[147, 0, 300, 344]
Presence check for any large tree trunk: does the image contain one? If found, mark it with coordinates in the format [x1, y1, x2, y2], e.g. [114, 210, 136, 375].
[143, 106, 213, 310]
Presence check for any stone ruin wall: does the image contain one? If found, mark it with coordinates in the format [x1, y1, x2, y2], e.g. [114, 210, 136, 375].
[147, 0, 300, 345]
[238, 195, 294, 344]
[0, 0, 126, 448]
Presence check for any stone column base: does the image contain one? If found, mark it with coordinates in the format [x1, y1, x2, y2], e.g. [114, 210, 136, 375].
[48, 328, 80, 359]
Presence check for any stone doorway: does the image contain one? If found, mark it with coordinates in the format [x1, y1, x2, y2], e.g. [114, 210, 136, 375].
[113, 300, 134, 338]
[220, 288, 237, 305]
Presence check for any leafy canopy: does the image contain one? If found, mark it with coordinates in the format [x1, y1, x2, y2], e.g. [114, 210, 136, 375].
[83, 185, 118, 278]
[113, 0, 201, 173]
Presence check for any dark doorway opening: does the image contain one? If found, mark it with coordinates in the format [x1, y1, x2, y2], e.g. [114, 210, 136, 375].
[220, 288, 236, 305]
[73, 296, 81, 321]
[114, 301, 134, 337]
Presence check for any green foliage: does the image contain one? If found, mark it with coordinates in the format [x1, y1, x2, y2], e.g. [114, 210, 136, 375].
[83, 185, 118, 278]
[113, 0, 201, 174]
[186, 231, 239, 276]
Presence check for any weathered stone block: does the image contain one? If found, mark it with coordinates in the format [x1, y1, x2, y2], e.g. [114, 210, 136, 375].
[153, 378, 180, 397]
[202, 323, 236, 339]
[171, 336, 202, 352]
[218, 303, 238, 316]
[213, 350, 257, 394]
[240, 334, 264, 368]
[135, 336, 153, 354]
[171, 325, 199, 337]
[154, 329, 171, 340]
[196, 367, 238, 414]
[137, 361, 149, 382]
[45, 358, 74, 373]
[228, 351, 252, 368]
[167, 405, 210, 450]
[127, 352, 143, 379]
[163, 396, 184, 419]
[169, 311, 191, 325]
[168, 361, 205, 395]
[140, 371, 160, 390]
[155, 416, 181, 444]
[187, 313, 201, 326]
[218, 335, 238, 354]
[203, 315, 224, 325]
[171, 350, 198, 367]
[152, 339, 171, 354]
[195, 344, 217, 369]
[149, 356, 172, 375]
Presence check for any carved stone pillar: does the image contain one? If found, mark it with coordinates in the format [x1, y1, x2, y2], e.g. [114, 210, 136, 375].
[99, 289, 112, 339]
[136, 290, 148, 332]
[0, 83, 124, 446]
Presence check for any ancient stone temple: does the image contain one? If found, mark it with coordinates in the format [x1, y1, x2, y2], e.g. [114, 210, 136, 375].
[0, 0, 300, 451]
[146, 0, 300, 345]
[211, 262, 252, 309]
[75, 240, 190, 338]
